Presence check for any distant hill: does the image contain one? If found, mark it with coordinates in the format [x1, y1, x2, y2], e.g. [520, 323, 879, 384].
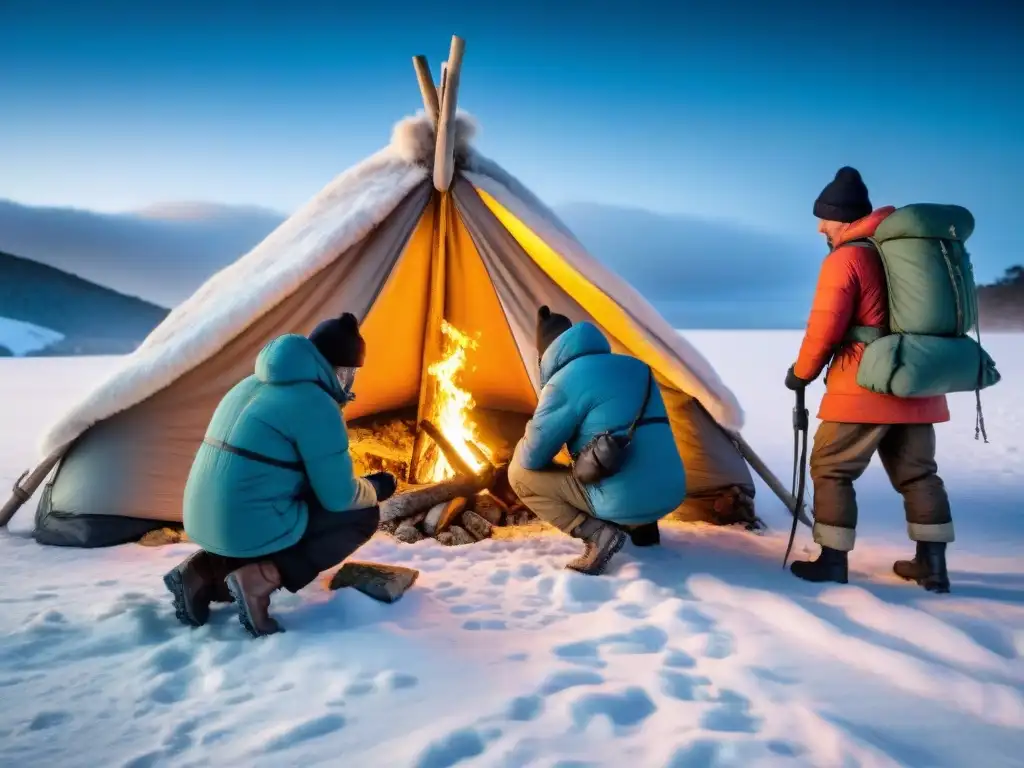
[978, 265, 1024, 331]
[0, 199, 285, 307]
[0, 250, 169, 356]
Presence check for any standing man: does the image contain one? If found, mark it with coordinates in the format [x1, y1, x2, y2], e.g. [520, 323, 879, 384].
[785, 167, 953, 592]
[163, 313, 397, 637]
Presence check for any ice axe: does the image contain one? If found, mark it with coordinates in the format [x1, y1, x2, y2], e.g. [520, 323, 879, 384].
[782, 386, 809, 568]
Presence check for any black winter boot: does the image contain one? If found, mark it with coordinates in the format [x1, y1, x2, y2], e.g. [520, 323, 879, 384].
[628, 522, 661, 547]
[565, 517, 627, 575]
[790, 546, 849, 584]
[894, 541, 950, 593]
[163, 550, 234, 628]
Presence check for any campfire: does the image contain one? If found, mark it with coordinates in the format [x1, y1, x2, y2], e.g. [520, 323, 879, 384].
[420, 321, 495, 482]
[349, 320, 537, 546]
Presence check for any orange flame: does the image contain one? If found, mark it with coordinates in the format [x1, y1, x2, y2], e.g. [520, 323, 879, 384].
[424, 320, 493, 482]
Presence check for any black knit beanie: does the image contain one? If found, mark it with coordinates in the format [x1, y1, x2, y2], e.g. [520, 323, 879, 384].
[536, 305, 572, 358]
[308, 312, 366, 368]
[813, 166, 873, 223]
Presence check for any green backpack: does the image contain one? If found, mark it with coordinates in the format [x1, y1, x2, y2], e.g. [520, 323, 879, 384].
[844, 203, 1001, 406]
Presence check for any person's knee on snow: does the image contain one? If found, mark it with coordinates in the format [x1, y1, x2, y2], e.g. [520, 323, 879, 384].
[511, 306, 687, 575]
[165, 312, 398, 637]
[785, 167, 955, 592]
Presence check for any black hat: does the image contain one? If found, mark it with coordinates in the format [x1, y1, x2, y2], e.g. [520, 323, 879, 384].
[308, 313, 366, 368]
[813, 166, 873, 223]
[536, 305, 572, 358]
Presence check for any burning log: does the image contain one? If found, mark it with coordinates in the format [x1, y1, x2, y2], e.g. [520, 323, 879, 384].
[418, 419, 494, 479]
[379, 475, 488, 523]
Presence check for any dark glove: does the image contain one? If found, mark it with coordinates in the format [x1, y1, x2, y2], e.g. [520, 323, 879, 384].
[784, 365, 810, 391]
[365, 471, 397, 502]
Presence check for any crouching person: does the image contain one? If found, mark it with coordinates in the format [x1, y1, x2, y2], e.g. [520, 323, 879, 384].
[508, 306, 687, 575]
[163, 313, 397, 638]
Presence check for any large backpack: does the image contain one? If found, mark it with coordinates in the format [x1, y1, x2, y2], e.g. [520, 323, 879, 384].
[844, 203, 1001, 402]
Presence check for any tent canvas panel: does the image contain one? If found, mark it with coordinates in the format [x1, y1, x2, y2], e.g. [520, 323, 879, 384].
[453, 179, 754, 498]
[36, 186, 431, 545]
[443, 194, 537, 414]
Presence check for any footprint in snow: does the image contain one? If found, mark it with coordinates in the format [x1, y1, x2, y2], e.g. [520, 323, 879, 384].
[259, 713, 347, 753]
[414, 727, 488, 768]
[25, 711, 72, 732]
[462, 619, 507, 631]
[659, 670, 712, 701]
[702, 631, 735, 660]
[569, 686, 657, 731]
[699, 689, 761, 734]
[663, 648, 697, 669]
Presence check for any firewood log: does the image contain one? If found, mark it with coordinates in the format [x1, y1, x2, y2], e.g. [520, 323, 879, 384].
[379, 475, 487, 523]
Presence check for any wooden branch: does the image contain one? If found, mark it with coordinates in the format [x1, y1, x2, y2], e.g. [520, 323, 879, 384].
[432, 35, 465, 192]
[0, 450, 62, 528]
[418, 419, 477, 478]
[464, 439, 494, 474]
[412, 55, 440, 125]
[379, 476, 487, 523]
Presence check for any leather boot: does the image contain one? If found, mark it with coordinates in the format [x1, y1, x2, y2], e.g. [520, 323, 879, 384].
[565, 517, 627, 575]
[894, 541, 950, 593]
[627, 522, 661, 547]
[163, 550, 233, 628]
[790, 545, 849, 584]
[225, 561, 284, 638]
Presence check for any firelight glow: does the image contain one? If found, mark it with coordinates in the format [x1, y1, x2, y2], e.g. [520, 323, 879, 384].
[424, 320, 494, 482]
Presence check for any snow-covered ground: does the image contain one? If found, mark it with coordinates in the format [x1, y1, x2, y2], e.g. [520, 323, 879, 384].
[1, 331, 1022, 768]
[0, 316, 63, 356]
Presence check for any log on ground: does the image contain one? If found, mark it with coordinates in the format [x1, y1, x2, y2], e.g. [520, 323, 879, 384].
[328, 561, 420, 603]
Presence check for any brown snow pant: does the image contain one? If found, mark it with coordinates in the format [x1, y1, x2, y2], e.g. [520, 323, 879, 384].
[810, 422, 953, 551]
[507, 443, 591, 533]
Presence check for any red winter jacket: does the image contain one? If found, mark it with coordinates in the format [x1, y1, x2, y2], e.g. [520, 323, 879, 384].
[794, 206, 950, 425]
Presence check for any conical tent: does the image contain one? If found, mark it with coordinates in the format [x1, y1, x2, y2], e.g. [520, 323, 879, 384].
[2, 36, 802, 548]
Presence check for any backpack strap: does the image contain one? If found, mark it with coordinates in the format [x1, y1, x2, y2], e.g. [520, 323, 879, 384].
[839, 237, 888, 345]
[625, 367, 657, 441]
[203, 437, 305, 472]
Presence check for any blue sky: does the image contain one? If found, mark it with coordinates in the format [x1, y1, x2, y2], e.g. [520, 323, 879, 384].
[1, 0, 1021, 281]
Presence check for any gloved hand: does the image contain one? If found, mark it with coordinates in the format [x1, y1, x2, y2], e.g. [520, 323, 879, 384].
[784, 365, 810, 391]
[365, 471, 397, 502]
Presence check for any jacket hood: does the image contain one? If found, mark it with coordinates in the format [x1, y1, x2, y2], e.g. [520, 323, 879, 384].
[539, 321, 611, 386]
[833, 206, 897, 248]
[255, 334, 346, 402]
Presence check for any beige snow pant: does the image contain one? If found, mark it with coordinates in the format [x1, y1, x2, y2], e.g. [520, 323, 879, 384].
[810, 422, 953, 551]
[507, 442, 591, 533]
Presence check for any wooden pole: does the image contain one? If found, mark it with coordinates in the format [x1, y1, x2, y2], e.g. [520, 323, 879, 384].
[412, 55, 440, 125]
[432, 36, 464, 192]
[408, 194, 449, 483]
[728, 431, 812, 527]
[0, 450, 62, 528]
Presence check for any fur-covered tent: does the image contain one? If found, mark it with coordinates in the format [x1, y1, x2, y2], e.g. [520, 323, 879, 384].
[2, 36, 804, 547]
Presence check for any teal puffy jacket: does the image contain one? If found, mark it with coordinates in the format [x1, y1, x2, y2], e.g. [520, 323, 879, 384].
[183, 334, 377, 558]
[517, 322, 687, 526]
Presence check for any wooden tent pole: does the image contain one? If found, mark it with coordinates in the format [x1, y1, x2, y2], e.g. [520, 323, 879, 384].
[408, 194, 450, 483]
[727, 430, 812, 527]
[412, 55, 440, 125]
[0, 450, 62, 528]
[432, 35, 464, 192]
